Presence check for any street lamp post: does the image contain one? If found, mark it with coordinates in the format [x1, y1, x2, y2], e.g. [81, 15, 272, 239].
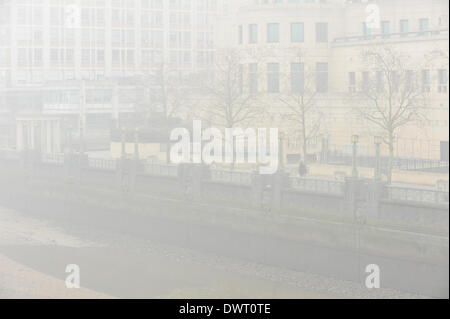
[121, 127, 127, 159]
[134, 128, 140, 160]
[374, 136, 382, 180]
[351, 135, 359, 178]
[79, 123, 85, 155]
[278, 131, 285, 172]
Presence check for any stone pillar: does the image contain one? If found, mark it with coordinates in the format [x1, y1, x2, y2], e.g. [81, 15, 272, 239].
[191, 164, 206, 201]
[344, 177, 366, 219]
[251, 172, 264, 208]
[177, 164, 207, 201]
[366, 181, 386, 220]
[272, 172, 288, 211]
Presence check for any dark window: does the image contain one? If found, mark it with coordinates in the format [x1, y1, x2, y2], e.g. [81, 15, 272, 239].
[267, 63, 280, 93]
[249, 63, 258, 94]
[315, 23, 328, 43]
[267, 23, 280, 43]
[249, 24, 258, 43]
[291, 63, 305, 93]
[316, 62, 328, 93]
[291, 23, 304, 42]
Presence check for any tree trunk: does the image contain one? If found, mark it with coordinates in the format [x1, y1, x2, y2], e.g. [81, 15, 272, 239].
[301, 110, 307, 163]
[387, 132, 394, 184]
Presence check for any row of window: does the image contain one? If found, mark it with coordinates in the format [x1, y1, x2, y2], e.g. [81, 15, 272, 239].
[363, 18, 431, 36]
[348, 70, 449, 93]
[238, 22, 328, 44]
[238, 62, 328, 94]
[12, 48, 214, 68]
[1, 27, 214, 50]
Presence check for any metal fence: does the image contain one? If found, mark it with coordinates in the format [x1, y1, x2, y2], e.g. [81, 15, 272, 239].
[289, 177, 345, 196]
[209, 169, 253, 186]
[386, 186, 449, 205]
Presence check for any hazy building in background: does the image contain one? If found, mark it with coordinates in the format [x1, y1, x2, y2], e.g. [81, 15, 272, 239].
[0, 0, 226, 151]
[221, 0, 448, 162]
[0, 0, 448, 166]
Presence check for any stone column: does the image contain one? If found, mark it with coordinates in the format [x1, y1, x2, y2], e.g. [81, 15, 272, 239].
[251, 171, 263, 208]
[272, 172, 288, 211]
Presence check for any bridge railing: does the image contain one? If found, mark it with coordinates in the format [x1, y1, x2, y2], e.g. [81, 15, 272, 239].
[386, 185, 449, 205]
[289, 176, 345, 196]
[209, 168, 253, 186]
[144, 161, 178, 177]
[41, 153, 65, 165]
[88, 158, 116, 171]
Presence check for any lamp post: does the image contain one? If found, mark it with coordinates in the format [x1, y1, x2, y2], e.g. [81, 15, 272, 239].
[351, 135, 359, 178]
[278, 131, 285, 172]
[134, 128, 140, 160]
[374, 136, 382, 180]
[23, 121, 29, 151]
[121, 126, 126, 159]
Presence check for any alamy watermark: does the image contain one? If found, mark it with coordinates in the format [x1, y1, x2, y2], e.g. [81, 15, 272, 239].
[170, 120, 279, 174]
[65, 264, 80, 289]
[365, 264, 381, 289]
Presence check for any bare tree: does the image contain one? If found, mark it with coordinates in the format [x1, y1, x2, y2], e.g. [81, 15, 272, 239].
[134, 63, 191, 162]
[354, 46, 429, 183]
[278, 49, 323, 162]
[137, 63, 189, 124]
[196, 48, 263, 129]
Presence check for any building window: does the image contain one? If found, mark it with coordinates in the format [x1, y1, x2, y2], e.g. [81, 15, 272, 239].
[238, 64, 243, 94]
[406, 70, 415, 91]
[400, 19, 409, 34]
[376, 71, 384, 93]
[362, 71, 370, 92]
[316, 62, 328, 93]
[392, 71, 400, 92]
[291, 23, 304, 42]
[381, 21, 390, 35]
[291, 63, 305, 93]
[249, 24, 258, 44]
[419, 18, 429, 32]
[438, 69, 448, 93]
[348, 72, 356, 92]
[249, 63, 258, 94]
[315, 23, 328, 43]
[267, 63, 280, 93]
[421, 69, 430, 92]
[363, 22, 371, 37]
[267, 23, 279, 43]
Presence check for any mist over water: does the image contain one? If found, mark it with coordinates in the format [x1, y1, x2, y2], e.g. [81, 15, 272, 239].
[0, 0, 448, 300]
